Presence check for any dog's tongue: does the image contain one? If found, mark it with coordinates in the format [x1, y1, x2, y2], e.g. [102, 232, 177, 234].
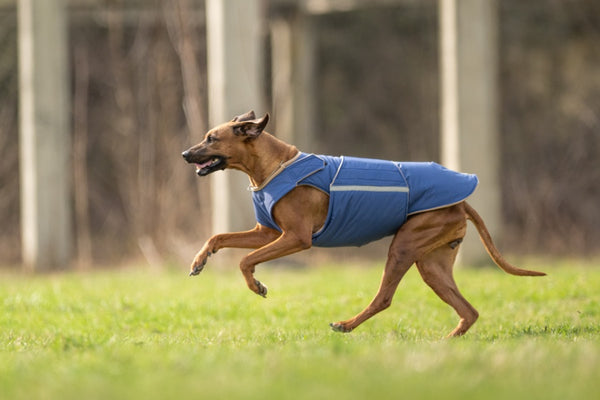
[196, 160, 213, 170]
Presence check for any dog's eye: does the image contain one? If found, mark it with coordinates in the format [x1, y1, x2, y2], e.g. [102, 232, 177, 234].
[206, 135, 216, 144]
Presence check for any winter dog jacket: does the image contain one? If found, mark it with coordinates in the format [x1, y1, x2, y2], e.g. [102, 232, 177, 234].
[251, 153, 478, 247]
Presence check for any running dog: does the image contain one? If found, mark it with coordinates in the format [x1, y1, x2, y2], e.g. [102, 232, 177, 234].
[181, 111, 545, 337]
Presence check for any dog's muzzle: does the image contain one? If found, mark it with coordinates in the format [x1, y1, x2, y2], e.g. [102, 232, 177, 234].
[182, 150, 227, 176]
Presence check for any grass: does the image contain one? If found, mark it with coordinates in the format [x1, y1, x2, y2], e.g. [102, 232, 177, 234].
[1, 259, 599, 399]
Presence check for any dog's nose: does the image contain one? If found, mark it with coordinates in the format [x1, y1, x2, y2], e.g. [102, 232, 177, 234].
[181, 150, 190, 160]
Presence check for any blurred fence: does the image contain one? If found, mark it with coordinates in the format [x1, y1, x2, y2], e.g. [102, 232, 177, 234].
[0, 0, 599, 266]
[1, 1, 212, 266]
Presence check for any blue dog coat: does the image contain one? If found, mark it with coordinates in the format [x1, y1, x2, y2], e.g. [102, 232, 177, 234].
[251, 153, 478, 247]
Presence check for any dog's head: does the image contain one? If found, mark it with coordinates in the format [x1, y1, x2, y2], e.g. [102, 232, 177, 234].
[181, 111, 269, 176]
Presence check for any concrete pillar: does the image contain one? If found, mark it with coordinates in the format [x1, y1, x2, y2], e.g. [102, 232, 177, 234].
[18, 0, 72, 271]
[270, 12, 316, 151]
[205, 0, 265, 233]
[439, 0, 500, 264]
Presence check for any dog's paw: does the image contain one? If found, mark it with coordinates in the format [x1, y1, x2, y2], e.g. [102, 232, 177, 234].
[189, 252, 211, 276]
[329, 322, 353, 333]
[254, 279, 268, 298]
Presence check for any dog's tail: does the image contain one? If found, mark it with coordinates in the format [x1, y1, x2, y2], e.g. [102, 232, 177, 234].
[464, 202, 546, 276]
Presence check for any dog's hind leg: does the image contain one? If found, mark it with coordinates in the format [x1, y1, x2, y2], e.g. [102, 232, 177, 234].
[329, 246, 415, 333]
[415, 243, 479, 338]
[330, 204, 470, 334]
[329, 211, 437, 333]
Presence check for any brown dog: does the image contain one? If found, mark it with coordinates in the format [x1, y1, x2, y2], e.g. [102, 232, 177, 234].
[182, 111, 545, 337]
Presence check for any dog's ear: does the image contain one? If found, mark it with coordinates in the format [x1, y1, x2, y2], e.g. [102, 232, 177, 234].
[232, 113, 269, 139]
[231, 110, 256, 123]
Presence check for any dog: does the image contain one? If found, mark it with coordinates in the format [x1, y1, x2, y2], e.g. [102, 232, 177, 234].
[182, 111, 545, 337]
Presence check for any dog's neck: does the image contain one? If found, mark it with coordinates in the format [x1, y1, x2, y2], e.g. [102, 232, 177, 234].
[236, 132, 299, 189]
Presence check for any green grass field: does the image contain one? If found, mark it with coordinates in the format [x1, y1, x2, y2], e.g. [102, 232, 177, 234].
[1, 259, 599, 400]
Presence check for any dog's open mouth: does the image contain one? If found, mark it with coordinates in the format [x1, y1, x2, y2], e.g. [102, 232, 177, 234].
[194, 156, 226, 176]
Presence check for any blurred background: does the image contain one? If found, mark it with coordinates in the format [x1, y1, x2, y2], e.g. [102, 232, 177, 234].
[0, 0, 599, 270]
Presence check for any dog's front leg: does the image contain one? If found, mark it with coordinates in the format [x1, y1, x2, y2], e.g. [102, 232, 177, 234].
[239, 186, 325, 296]
[239, 231, 312, 297]
[190, 224, 280, 276]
